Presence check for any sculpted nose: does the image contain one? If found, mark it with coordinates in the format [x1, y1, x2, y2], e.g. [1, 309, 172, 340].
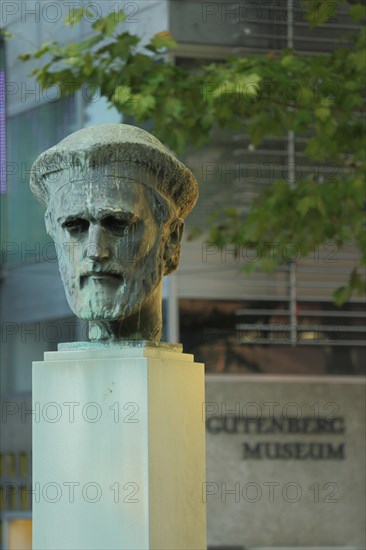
[85, 224, 109, 261]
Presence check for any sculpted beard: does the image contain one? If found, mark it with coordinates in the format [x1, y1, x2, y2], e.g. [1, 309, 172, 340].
[56, 229, 165, 321]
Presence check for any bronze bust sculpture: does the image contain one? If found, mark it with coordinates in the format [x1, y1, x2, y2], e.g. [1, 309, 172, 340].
[30, 124, 198, 342]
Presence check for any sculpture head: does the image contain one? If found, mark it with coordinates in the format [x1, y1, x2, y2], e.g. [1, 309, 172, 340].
[30, 124, 198, 341]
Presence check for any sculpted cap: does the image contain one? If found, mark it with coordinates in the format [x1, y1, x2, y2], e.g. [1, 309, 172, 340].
[30, 123, 198, 219]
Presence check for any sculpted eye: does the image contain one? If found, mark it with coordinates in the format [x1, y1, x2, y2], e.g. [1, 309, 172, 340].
[62, 218, 89, 233]
[102, 215, 135, 235]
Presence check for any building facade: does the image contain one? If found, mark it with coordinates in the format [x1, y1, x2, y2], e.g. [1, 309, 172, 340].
[1, 1, 365, 548]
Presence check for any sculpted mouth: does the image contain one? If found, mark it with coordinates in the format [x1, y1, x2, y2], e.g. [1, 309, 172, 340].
[80, 272, 123, 287]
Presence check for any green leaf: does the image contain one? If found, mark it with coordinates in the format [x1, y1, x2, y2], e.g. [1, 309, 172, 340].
[281, 55, 302, 70]
[300, 87, 314, 106]
[64, 7, 92, 26]
[92, 11, 126, 36]
[0, 29, 12, 40]
[296, 196, 317, 215]
[64, 41, 88, 57]
[83, 52, 94, 76]
[18, 53, 31, 61]
[315, 106, 331, 121]
[237, 74, 262, 97]
[333, 285, 352, 305]
[344, 80, 361, 91]
[112, 85, 132, 106]
[348, 50, 366, 71]
[349, 4, 366, 22]
[306, 1, 339, 27]
[33, 42, 52, 59]
[77, 35, 102, 52]
[149, 32, 177, 51]
[64, 56, 83, 67]
[132, 94, 156, 117]
[164, 97, 183, 119]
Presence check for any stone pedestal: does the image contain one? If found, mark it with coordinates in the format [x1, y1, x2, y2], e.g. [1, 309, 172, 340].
[32, 342, 206, 550]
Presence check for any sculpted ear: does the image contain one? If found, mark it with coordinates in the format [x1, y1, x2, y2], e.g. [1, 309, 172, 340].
[163, 218, 184, 276]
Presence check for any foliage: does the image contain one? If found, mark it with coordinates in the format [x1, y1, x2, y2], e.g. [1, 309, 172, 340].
[17, 3, 366, 303]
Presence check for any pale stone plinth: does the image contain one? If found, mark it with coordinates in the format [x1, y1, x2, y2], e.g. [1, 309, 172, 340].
[32, 343, 206, 550]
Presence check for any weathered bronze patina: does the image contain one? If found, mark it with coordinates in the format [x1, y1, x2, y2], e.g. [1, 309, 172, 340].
[30, 124, 198, 342]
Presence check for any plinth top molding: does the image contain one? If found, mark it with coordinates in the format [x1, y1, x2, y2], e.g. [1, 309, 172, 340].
[58, 340, 183, 352]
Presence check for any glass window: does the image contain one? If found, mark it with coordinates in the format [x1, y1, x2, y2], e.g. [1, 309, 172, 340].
[0, 35, 6, 195]
[3, 97, 78, 266]
[179, 299, 366, 375]
[3, 517, 32, 550]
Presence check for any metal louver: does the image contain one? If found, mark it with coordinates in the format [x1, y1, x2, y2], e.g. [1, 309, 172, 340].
[172, 0, 365, 347]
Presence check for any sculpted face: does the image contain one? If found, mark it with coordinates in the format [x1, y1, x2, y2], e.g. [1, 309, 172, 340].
[30, 124, 198, 342]
[45, 165, 177, 324]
